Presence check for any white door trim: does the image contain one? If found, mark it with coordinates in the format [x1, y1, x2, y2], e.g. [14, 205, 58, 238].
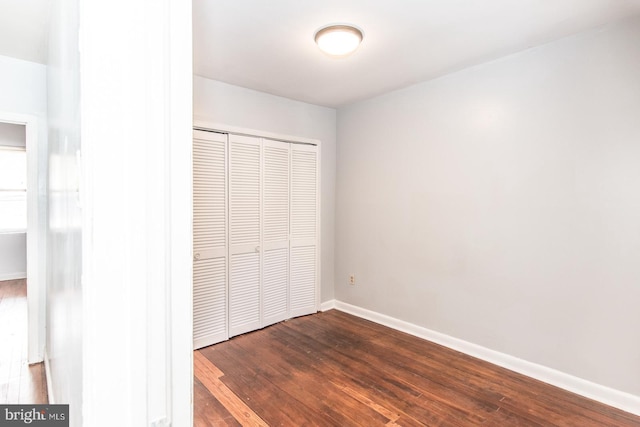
[167, 1, 194, 424]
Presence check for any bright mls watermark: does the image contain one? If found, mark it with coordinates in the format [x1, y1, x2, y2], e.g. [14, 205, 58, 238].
[1, 405, 68, 426]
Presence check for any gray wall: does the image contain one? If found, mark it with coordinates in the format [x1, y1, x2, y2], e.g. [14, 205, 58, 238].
[0, 122, 25, 147]
[335, 18, 640, 396]
[193, 76, 337, 303]
[0, 233, 26, 280]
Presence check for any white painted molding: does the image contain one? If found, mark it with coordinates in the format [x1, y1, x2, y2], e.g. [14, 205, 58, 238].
[0, 272, 27, 281]
[193, 118, 321, 147]
[320, 299, 336, 311]
[333, 300, 640, 417]
[44, 350, 55, 404]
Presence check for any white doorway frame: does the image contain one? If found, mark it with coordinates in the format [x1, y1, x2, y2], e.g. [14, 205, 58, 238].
[0, 111, 44, 364]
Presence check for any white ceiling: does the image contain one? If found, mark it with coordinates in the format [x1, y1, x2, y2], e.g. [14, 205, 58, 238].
[193, 0, 640, 107]
[1, 1, 639, 107]
[0, 0, 49, 64]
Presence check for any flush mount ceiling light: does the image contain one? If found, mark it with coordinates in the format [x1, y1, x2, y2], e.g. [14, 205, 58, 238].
[314, 24, 363, 57]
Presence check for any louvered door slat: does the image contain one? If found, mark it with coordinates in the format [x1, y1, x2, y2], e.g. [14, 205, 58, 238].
[263, 248, 288, 325]
[195, 129, 319, 342]
[193, 130, 228, 349]
[229, 134, 262, 337]
[290, 144, 318, 317]
[290, 246, 316, 313]
[262, 140, 290, 326]
[229, 252, 261, 335]
[193, 259, 226, 337]
[230, 137, 260, 247]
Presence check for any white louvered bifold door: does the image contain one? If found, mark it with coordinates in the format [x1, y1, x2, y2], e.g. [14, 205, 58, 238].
[262, 140, 290, 327]
[290, 143, 319, 317]
[193, 130, 228, 349]
[228, 134, 262, 337]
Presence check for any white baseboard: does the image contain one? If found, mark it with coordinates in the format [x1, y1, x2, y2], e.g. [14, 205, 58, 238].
[44, 350, 55, 404]
[333, 300, 640, 417]
[320, 299, 336, 311]
[0, 272, 27, 281]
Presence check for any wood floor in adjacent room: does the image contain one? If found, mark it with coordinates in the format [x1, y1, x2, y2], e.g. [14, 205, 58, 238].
[0, 279, 48, 404]
[194, 310, 640, 426]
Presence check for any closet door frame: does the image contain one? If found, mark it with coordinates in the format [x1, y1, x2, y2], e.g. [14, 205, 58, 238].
[194, 120, 321, 315]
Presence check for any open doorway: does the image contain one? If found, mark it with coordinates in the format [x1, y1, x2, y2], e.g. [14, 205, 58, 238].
[0, 115, 46, 404]
[0, 122, 27, 281]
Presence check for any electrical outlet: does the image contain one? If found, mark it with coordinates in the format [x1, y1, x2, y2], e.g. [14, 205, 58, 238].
[349, 274, 355, 285]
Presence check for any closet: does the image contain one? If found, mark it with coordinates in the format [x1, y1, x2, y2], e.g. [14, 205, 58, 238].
[193, 128, 319, 350]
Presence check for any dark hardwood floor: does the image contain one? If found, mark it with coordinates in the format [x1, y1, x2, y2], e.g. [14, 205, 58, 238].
[0, 279, 48, 404]
[195, 310, 640, 426]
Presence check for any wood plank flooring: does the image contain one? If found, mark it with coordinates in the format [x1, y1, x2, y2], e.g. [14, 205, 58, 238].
[0, 279, 48, 404]
[195, 310, 640, 426]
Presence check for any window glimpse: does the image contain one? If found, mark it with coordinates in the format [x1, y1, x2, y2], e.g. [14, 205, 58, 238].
[0, 147, 27, 232]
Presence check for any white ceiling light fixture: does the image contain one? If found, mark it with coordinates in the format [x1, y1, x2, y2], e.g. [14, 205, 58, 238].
[314, 24, 364, 57]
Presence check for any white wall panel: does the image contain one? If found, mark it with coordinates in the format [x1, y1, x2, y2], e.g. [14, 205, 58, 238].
[79, 0, 193, 424]
[46, 0, 80, 418]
